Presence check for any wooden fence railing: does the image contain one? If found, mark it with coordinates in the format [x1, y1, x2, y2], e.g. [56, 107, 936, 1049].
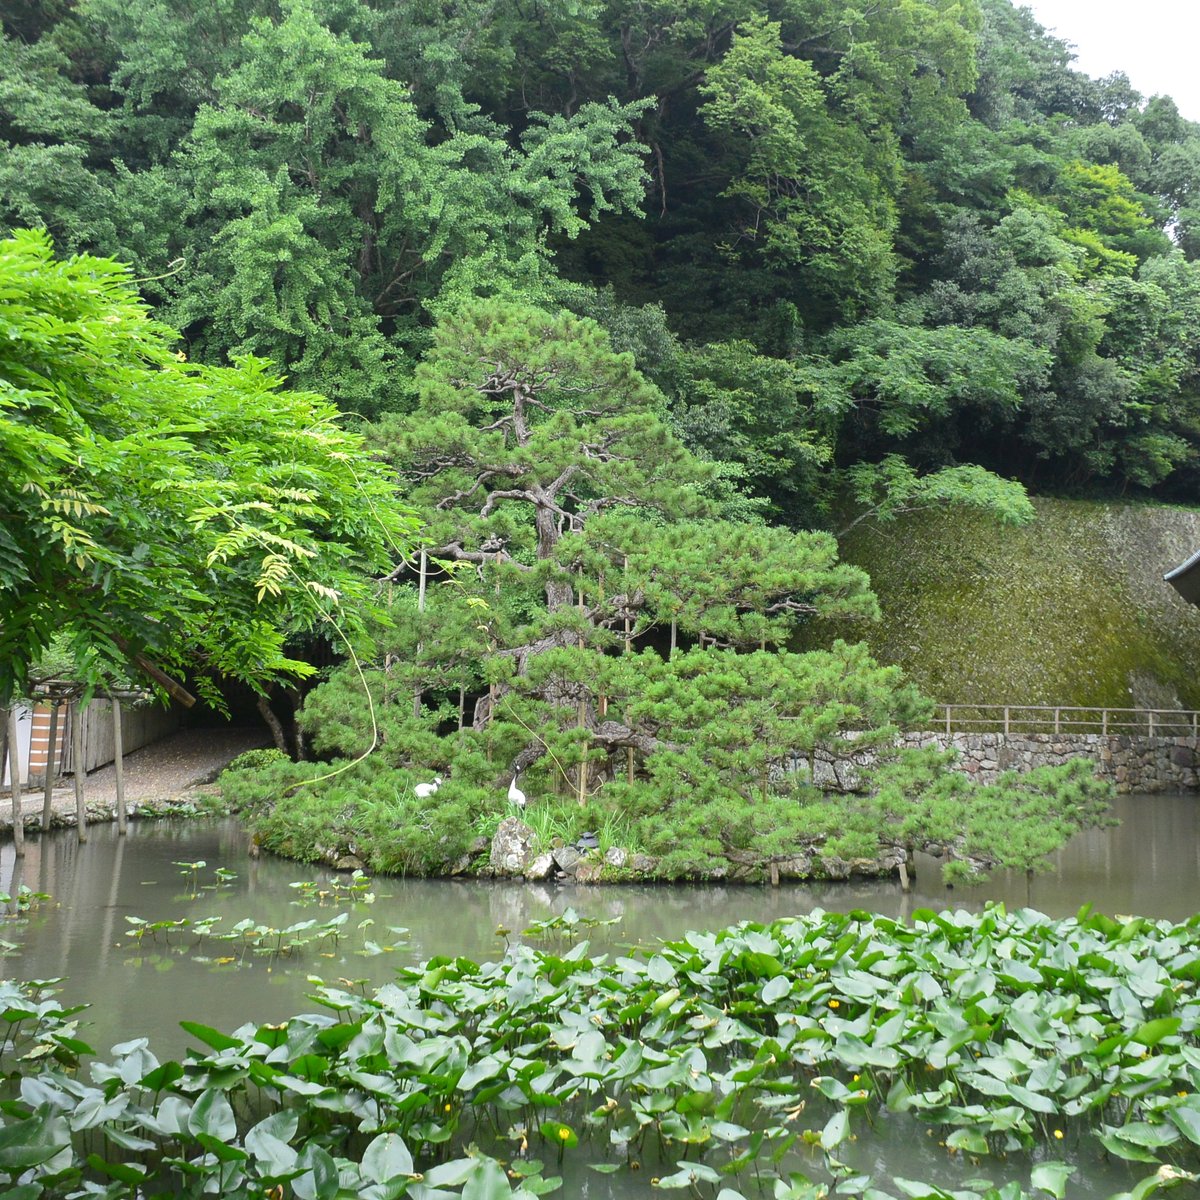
[930, 705, 1200, 737]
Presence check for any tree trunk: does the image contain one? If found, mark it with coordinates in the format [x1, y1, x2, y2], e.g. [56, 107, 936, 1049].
[256, 695, 289, 756]
[535, 505, 573, 610]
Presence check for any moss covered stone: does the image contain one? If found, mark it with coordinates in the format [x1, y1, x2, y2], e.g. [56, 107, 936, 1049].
[822, 498, 1200, 709]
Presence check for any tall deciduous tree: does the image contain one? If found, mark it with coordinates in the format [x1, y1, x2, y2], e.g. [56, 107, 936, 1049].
[0, 229, 416, 704]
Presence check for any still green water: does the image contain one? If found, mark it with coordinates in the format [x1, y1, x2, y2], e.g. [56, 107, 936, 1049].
[0, 795, 1195, 1198]
[0, 793, 1195, 1055]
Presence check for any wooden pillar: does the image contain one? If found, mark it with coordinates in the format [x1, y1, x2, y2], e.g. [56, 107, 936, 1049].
[41, 702, 59, 832]
[71, 702, 87, 844]
[5, 708, 23, 858]
[413, 549, 427, 719]
[113, 699, 127, 836]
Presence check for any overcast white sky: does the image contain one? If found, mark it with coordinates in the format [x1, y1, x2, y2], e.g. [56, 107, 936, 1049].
[1021, 1, 1200, 122]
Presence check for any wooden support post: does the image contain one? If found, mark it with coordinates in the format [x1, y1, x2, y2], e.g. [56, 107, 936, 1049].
[577, 571, 588, 807]
[622, 557, 632, 656]
[5, 708, 23, 858]
[113, 699, 127, 836]
[71, 702, 87, 844]
[41, 702, 59, 832]
[413, 550, 427, 719]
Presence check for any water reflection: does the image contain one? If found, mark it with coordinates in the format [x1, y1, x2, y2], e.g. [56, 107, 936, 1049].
[0, 792, 1196, 1057]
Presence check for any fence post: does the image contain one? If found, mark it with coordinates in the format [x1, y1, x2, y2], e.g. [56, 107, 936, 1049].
[945, 706, 952, 735]
[1003, 706, 1010, 735]
[1054, 707, 1060, 734]
[1148, 710, 1154, 738]
[1102, 709, 1108, 736]
[71, 702, 87, 843]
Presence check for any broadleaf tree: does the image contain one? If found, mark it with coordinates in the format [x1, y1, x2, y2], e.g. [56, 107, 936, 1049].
[0, 229, 417, 705]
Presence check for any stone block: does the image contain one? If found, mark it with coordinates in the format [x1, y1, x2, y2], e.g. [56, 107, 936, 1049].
[525, 853, 554, 881]
[490, 816, 535, 875]
[552, 845, 582, 873]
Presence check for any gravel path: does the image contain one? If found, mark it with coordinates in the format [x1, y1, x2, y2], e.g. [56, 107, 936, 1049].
[6, 726, 270, 824]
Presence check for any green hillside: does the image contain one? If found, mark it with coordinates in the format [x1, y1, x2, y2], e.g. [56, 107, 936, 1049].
[832, 499, 1200, 710]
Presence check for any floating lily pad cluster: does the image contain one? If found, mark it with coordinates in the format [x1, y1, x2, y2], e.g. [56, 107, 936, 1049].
[121, 913, 353, 960]
[0, 905, 1197, 1199]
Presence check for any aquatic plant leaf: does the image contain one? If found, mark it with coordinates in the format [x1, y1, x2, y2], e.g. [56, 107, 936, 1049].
[1130, 1018, 1182, 1047]
[179, 1021, 241, 1052]
[761, 975, 791, 1004]
[1168, 1100, 1200, 1144]
[1028, 1161, 1072, 1198]
[196, 1131, 248, 1162]
[245, 1112, 300, 1178]
[462, 1157, 513, 1199]
[0, 1112, 70, 1170]
[362, 1132, 415, 1182]
[820, 1110, 849, 1150]
[945, 1128, 988, 1155]
[187, 1089, 237, 1142]
[294, 1143, 340, 1200]
[85, 1151, 151, 1184]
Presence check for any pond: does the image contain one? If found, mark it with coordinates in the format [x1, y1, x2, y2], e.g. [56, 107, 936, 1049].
[0, 792, 1196, 1056]
[0, 793, 1196, 1199]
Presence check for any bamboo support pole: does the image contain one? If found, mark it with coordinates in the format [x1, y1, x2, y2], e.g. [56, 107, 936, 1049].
[113, 699, 127, 836]
[71, 702, 87, 843]
[5, 709, 23, 858]
[41, 703, 59, 832]
[577, 570, 587, 806]
[413, 550, 427, 719]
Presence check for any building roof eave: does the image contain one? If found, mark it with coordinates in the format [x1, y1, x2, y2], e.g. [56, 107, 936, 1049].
[1165, 549, 1200, 605]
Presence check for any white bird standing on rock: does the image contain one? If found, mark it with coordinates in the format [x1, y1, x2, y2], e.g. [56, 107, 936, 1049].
[413, 775, 442, 799]
[507, 771, 526, 809]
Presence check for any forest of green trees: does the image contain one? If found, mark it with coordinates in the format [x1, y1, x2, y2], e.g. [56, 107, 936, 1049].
[7, 0, 1200, 504]
[3, 0, 1190, 877]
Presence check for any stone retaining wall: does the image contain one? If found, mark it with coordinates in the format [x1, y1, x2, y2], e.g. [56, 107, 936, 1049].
[898, 732, 1200, 793]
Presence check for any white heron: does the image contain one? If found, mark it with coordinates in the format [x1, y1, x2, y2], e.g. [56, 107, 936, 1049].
[413, 775, 442, 799]
[507, 771, 526, 809]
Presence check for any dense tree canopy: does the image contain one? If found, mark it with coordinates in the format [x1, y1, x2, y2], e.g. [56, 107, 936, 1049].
[0, 229, 415, 705]
[0, 0, 1154, 875]
[5, 0, 1200, 498]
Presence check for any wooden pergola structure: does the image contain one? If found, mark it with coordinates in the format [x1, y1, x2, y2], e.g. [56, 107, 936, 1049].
[1166, 549, 1200, 606]
[2, 680, 151, 858]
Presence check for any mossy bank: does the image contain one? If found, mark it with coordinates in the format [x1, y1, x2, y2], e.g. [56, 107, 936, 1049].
[825, 497, 1200, 710]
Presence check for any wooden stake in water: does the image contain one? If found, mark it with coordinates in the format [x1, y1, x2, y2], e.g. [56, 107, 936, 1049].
[4, 708, 23, 858]
[41, 702, 59, 832]
[71, 701, 87, 844]
[112, 698, 127, 836]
